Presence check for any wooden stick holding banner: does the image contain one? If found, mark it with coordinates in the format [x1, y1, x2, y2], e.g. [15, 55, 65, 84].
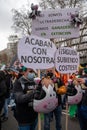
[38, 113, 41, 130]
[31, 7, 81, 130]
[17, 35, 57, 130]
[65, 101, 68, 130]
[37, 69, 41, 130]
[65, 74, 70, 130]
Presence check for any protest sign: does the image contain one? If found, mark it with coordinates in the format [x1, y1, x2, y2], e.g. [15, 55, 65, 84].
[32, 8, 79, 39]
[55, 47, 79, 74]
[18, 35, 56, 69]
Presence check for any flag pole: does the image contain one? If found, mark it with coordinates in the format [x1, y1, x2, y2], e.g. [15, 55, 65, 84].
[65, 74, 69, 130]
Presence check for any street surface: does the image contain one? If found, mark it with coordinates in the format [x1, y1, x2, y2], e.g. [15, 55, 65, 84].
[2, 109, 80, 130]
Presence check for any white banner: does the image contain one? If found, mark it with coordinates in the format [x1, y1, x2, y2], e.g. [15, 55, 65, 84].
[18, 35, 56, 69]
[55, 47, 79, 74]
[32, 8, 79, 39]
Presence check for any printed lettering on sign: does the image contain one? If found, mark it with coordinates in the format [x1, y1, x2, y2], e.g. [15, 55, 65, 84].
[55, 47, 79, 74]
[18, 35, 56, 69]
[32, 8, 79, 39]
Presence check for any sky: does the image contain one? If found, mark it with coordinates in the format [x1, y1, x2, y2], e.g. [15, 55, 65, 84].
[0, 0, 87, 51]
[0, 0, 39, 51]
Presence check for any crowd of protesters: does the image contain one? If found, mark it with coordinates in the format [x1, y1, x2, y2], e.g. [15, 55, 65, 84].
[0, 63, 87, 130]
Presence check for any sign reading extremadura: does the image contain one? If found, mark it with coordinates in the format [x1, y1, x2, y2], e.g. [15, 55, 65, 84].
[32, 8, 79, 39]
[18, 35, 56, 69]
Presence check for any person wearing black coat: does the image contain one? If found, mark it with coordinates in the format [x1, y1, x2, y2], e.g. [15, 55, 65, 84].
[1, 70, 12, 122]
[13, 68, 38, 130]
[0, 71, 7, 129]
[43, 70, 63, 130]
[76, 78, 87, 130]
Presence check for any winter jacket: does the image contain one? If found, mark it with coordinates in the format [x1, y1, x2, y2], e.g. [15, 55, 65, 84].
[13, 76, 38, 125]
[5, 73, 12, 98]
[0, 71, 7, 112]
[81, 79, 87, 106]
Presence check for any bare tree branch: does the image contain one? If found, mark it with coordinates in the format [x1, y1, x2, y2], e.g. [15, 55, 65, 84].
[11, 8, 31, 35]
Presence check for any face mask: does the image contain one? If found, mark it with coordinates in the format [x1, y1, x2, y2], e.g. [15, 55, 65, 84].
[47, 72, 53, 78]
[27, 73, 35, 80]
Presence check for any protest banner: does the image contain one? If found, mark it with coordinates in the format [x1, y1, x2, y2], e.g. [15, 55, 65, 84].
[32, 8, 79, 39]
[55, 47, 79, 130]
[18, 35, 57, 130]
[17, 35, 56, 69]
[55, 47, 79, 74]
[31, 7, 80, 130]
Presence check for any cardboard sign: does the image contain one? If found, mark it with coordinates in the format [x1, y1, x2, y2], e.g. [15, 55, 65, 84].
[18, 35, 56, 69]
[31, 8, 79, 39]
[55, 47, 79, 74]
